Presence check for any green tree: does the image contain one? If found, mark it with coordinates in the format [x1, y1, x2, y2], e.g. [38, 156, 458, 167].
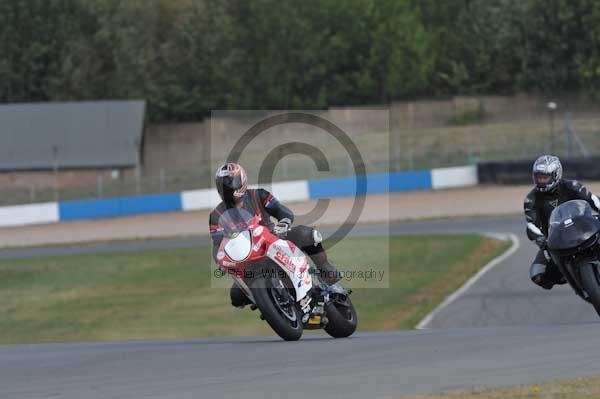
[415, 0, 526, 94]
[3, 0, 600, 122]
[0, 0, 83, 101]
[519, 0, 597, 92]
[367, 0, 433, 101]
[578, 1, 600, 97]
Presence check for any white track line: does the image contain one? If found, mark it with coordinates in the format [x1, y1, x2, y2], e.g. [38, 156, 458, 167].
[415, 233, 520, 330]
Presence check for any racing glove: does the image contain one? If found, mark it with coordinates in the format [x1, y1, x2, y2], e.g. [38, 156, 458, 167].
[535, 236, 547, 250]
[273, 218, 292, 236]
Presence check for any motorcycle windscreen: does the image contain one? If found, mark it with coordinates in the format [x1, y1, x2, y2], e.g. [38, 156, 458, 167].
[547, 216, 600, 251]
[224, 230, 252, 261]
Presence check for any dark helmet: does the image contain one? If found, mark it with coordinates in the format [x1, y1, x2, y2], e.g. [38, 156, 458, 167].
[215, 163, 248, 204]
[532, 155, 562, 193]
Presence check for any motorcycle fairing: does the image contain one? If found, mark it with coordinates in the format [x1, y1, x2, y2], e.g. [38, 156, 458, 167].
[548, 216, 600, 251]
[267, 239, 312, 301]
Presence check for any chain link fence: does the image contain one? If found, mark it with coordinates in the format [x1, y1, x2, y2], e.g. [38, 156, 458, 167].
[392, 112, 600, 171]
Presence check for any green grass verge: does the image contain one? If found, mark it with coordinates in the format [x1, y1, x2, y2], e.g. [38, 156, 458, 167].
[0, 234, 509, 344]
[408, 376, 600, 398]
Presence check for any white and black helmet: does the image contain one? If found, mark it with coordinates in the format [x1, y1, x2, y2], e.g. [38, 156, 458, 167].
[532, 155, 563, 192]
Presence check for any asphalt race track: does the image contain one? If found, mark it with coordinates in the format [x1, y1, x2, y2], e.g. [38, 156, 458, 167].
[4, 326, 600, 399]
[407, 217, 600, 328]
[2, 216, 600, 398]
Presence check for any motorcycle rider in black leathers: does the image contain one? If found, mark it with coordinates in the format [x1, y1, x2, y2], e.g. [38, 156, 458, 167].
[525, 155, 600, 289]
[209, 163, 342, 307]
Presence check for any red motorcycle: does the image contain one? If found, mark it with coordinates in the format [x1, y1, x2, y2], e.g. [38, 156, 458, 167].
[215, 208, 357, 341]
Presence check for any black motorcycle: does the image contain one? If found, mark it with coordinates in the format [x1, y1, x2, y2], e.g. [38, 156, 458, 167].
[547, 200, 600, 315]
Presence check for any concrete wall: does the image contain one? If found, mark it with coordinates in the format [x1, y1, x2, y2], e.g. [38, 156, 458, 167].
[141, 93, 600, 174]
[142, 122, 210, 175]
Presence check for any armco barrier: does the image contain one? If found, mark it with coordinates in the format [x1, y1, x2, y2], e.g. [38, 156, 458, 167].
[478, 157, 600, 185]
[0, 165, 477, 227]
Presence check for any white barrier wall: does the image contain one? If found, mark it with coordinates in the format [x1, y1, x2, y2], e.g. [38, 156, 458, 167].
[181, 180, 310, 211]
[263, 180, 310, 202]
[181, 189, 221, 211]
[431, 165, 478, 190]
[0, 202, 59, 227]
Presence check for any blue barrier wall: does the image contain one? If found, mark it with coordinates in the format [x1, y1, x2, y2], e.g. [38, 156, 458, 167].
[308, 170, 432, 199]
[389, 170, 432, 192]
[59, 170, 435, 221]
[59, 193, 182, 221]
[51, 167, 472, 223]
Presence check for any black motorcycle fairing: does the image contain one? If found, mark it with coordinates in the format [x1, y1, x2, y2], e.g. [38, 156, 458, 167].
[547, 200, 600, 251]
[547, 216, 600, 251]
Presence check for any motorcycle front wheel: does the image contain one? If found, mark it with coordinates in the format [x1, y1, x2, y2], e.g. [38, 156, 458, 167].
[250, 276, 303, 341]
[579, 262, 600, 317]
[324, 295, 357, 338]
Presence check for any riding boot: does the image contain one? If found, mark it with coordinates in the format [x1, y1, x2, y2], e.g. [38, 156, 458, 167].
[230, 283, 251, 308]
[531, 272, 555, 290]
[530, 253, 565, 290]
[530, 262, 554, 290]
[305, 244, 342, 285]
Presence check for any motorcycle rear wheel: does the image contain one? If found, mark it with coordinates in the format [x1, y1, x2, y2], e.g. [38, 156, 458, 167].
[579, 263, 600, 317]
[250, 277, 303, 341]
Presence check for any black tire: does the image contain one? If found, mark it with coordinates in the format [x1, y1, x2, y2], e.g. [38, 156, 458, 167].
[250, 277, 303, 341]
[579, 263, 600, 317]
[324, 296, 357, 338]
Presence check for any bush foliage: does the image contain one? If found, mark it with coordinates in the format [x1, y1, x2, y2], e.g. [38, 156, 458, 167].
[1, 0, 599, 122]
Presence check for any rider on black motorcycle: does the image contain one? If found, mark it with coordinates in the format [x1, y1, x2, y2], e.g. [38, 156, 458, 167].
[209, 163, 342, 307]
[524, 155, 600, 289]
